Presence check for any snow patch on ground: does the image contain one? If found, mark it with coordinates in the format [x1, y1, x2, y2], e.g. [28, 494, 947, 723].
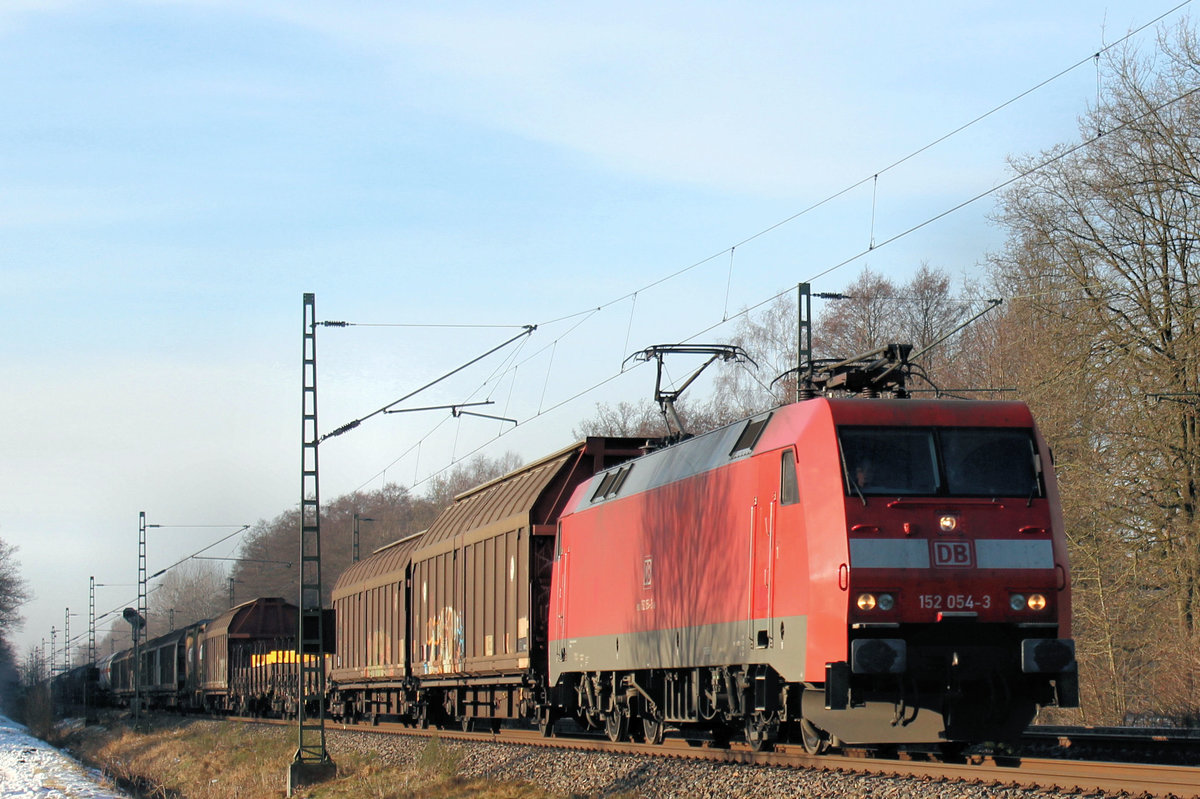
[0, 714, 129, 798]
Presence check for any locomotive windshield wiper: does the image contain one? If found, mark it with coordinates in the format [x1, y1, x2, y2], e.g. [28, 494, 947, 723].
[838, 443, 868, 506]
[849, 475, 867, 506]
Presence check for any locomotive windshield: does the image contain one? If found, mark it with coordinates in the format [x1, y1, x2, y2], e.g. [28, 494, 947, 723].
[839, 426, 1042, 498]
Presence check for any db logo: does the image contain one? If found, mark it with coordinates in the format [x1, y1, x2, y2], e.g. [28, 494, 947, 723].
[932, 541, 974, 568]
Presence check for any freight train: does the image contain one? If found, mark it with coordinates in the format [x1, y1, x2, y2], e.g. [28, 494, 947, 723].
[72, 346, 1078, 752]
[86, 597, 300, 715]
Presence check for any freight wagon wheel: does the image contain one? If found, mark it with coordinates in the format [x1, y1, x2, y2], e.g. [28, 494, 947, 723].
[605, 710, 629, 743]
[537, 709, 556, 738]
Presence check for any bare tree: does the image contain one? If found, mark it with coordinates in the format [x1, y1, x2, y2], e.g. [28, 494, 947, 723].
[572, 395, 734, 437]
[572, 400, 665, 438]
[230, 477, 472, 606]
[233, 511, 302, 605]
[425, 452, 525, 508]
[815, 267, 900, 359]
[991, 19, 1200, 721]
[711, 293, 798, 419]
[702, 267, 975, 420]
[894, 263, 977, 385]
[151, 559, 229, 634]
[0, 538, 28, 712]
[0, 538, 28, 637]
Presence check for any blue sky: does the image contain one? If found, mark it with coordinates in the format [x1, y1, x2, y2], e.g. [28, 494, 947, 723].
[0, 1, 1176, 656]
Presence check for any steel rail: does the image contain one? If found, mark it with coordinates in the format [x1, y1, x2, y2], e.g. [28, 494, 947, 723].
[226, 715, 1200, 798]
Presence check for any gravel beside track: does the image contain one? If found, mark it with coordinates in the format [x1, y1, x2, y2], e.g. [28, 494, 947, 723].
[329, 729, 1113, 799]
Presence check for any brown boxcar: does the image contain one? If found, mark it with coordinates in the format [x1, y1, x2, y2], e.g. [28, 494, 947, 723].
[104, 621, 205, 711]
[238, 648, 329, 717]
[198, 596, 296, 712]
[182, 620, 206, 710]
[408, 437, 645, 728]
[107, 648, 134, 703]
[141, 626, 190, 709]
[328, 531, 426, 722]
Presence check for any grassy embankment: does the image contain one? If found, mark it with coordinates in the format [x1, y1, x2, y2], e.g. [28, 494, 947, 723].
[60, 716, 557, 799]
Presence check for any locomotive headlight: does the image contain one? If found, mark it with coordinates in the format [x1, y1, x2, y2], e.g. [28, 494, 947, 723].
[1009, 594, 1026, 611]
[939, 514, 959, 532]
[1027, 594, 1047, 611]
[856, 593, 877, 611]
[876, 593, 895, 611]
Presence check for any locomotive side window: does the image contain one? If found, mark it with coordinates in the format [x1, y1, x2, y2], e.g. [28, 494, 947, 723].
[840, 428, 940, 496]
[941, 428, 1042, 498]
[780, 450, 799, 505]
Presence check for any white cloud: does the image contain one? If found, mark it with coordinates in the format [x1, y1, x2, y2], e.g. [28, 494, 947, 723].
[235, 2, 1106, 198]
[192, 3, 961, 195]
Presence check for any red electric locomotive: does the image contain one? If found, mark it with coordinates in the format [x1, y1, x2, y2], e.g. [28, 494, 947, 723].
[548, 348, 1077, 751]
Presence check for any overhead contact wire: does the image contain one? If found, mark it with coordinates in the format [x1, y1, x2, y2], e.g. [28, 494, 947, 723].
[358, 1, 1194, 493]
[536, 0, 1190, 333]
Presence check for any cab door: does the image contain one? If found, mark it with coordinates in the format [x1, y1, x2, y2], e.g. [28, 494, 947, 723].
[553, 527, 570, 663]
[747, 452, 782, 649]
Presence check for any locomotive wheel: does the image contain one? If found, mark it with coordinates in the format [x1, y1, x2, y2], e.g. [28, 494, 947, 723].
[799, 718, 829, 755]
[641, 715, 665, 746]
[605, 710, 628, 743]
[744, 711, 775, 752]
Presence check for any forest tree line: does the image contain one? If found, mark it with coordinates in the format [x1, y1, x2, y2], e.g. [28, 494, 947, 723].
[91, 21, 1200, 725]
[0, 539, 27, 709]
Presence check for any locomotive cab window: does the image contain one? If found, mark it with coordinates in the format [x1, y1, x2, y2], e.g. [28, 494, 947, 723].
[941, 428, 1042, 498]
[839, 426, 1043, 498]
[840, 428, 939, 496]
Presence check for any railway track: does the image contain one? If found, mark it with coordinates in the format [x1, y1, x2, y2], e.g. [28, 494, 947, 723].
[1025, 724, 1200, 766]
[235, 716, 1200, 798]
